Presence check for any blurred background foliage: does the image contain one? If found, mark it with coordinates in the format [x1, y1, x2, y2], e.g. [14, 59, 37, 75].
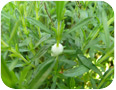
[1, 1, 114, 89]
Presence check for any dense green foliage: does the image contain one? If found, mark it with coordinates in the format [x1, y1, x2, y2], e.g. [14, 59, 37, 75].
[1, 1, 114, 89]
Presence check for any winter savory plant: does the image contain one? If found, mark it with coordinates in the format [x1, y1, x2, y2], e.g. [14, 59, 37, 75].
[1, 1, 114, 89]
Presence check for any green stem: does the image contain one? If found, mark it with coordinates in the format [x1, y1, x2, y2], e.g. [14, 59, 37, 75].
[21, 17, 28, 35]
[97, 68, 114, 89]
[37, 27, 41, 38]
[35, 1, 41, 38]
[108, 17, 114, 26]
[57, 22, 60, 47]
[1, 39, 35, 68]
[52, 56, 59, 89]
[54, 56, 59, 73]
[97, 48, 114, 64]
[1, 39, 9, 47]
[24, 2, 27, 17]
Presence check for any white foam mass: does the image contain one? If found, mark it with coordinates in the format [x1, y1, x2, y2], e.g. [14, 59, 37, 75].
[51, 43, 64, 56]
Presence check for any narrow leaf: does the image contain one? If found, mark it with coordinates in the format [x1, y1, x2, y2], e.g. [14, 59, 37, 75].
[19, 65, 32, 87]
[102, 10, 110, 50]
[1, 57, 18, 88]
[8, 20, 20, 44]
[34, 34, 51, 49]
[97, 68, 114, 89]
[27, 17, 51, 33]
[63, 65, 89, 77]
[32, 44, 51, 61]
[55, 1, 65, 22]
[77, 54, 102, 76]
[1, 11, 13, 19]
[67, 17, 93, 34]
[9, 59, 18, 71]
[29, 59, 56, 89]
[97, 43, 114, 64]
[90, 77, 97, 89]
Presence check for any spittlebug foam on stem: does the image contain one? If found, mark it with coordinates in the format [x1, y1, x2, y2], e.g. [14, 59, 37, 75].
[51, 43, 64, 56]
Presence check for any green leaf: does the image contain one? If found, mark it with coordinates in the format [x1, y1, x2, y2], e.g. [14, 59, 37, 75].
[19, 4, 24, 16]
[55, 1, 65, 22]
[51, 76, 57, 89]
[57, 83, 69, 89]
[63, 65, 89, 77]
[1, 11, 13, 19]
[70, 78, 75, 89]
[77, 54, 102, 77]
[66, 17, 93, 34]
[15, 9, 21, 19]
[102, 10, 110, 51]
[59, 59, 76, 66]
[9, 59, 18, 71]
[34, 34, 51, 49]
[108, 17, 114, 26]
[32, 45, 51, 62]
[9, 47, 29, 63]
[9, 18, 16, 33]
[1, 57, 18, 88]
[97, 68, 114, 89]
[97, 43, 114, 64]
[84, 38, 99, 50]
[28, 59, 56, 89]
[19, 65, 32, 88]
[85, 26, 100, 43]
[90, 77, 97, 89]
[27, 17, 51, 33]
[51, 26, 57, 33]
[63, 49, 76, 54]
[8, 20, 20, 44]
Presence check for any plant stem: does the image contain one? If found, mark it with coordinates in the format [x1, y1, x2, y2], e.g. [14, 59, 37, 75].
[97, 68, 114, 89]
[35, 1, 41, 38]
[1, 39, 9, 47]
[44, 2, 55, 27]
[52, 56, 59, 89]
[97, 48, 114, 64]
[21, 16, 28, 35]
[1, 39, 35, 68]
[57, 22, 60, 47]
[55, 56, 59, 73]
